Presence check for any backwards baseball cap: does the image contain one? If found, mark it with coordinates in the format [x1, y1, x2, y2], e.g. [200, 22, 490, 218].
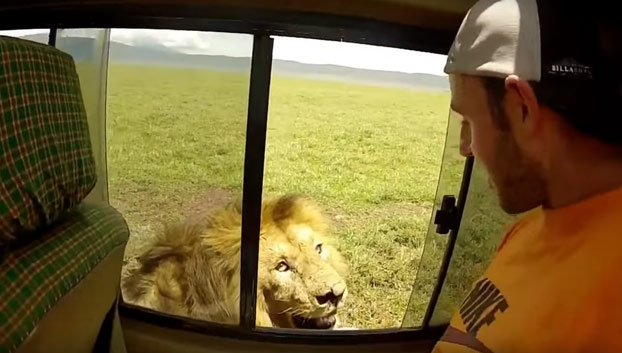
[444, 0, 610, 83]
[445, 0, 622, 142]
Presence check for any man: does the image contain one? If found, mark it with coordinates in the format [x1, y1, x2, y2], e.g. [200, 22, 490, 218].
[432, 0, 622, 352]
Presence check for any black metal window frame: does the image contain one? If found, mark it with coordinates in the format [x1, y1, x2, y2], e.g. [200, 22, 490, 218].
[40, 12, 471, 343]
[240, 34, 273, 329]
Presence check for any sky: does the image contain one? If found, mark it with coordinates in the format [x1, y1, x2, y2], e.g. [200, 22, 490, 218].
[1, 28, 447, 76]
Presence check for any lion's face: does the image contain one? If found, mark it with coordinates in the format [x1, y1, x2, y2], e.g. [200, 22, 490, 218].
[257, 196, 348, 329]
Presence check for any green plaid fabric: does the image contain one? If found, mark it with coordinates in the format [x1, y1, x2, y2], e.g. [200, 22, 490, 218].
[0, 35, 96, 244]
[0, 37, 128, 352]
[0, 203, 128, 353]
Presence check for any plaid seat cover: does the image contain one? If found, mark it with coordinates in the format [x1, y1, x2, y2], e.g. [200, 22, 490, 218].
[0, 37, 129, 352]
[0, 203, 128, 353]
[0, 35, 96, 245]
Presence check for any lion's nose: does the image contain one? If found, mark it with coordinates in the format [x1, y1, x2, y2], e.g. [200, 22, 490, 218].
[316, 283, 346, 306]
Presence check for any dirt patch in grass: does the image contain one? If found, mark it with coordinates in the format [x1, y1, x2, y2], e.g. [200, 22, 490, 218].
[183, 188, 235, 227]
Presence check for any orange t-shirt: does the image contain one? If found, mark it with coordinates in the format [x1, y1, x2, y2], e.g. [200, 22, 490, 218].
[432, 187, 622, 353]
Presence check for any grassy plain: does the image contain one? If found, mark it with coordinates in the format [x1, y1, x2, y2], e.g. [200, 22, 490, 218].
[108, 64, 510, 329]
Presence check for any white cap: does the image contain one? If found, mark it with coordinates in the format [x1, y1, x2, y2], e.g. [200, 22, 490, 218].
[445, 0, 601, 82]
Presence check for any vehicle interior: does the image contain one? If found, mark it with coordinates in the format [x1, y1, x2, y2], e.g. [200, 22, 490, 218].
[3, 1, 613, 353]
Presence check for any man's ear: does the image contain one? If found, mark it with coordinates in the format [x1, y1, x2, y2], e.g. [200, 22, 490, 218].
[504, 75, 542, 137]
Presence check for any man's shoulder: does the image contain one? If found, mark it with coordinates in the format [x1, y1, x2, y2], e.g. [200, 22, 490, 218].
[496, 208, 542, 253]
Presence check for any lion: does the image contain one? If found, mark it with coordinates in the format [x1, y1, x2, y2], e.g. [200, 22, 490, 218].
[122, 195, 349, 329]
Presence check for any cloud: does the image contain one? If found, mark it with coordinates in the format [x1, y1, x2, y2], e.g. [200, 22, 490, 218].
[273, 36, 447, 75]
[112, 29, 253, 57]
[111, 29, 446, 75]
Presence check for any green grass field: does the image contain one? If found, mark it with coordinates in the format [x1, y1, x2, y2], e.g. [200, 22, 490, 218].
[108, 64, 511, 329]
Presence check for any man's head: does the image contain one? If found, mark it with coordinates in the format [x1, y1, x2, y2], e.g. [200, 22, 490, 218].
[447, 0, 622, 214]
[450, 74, 547, 214]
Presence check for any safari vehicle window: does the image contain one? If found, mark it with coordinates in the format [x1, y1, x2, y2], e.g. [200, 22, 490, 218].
[402, 110, 466, 327]
[402, 112, 519, 328]
[427, 160, 518, 326]
[54, 29, 111, 203]
[243, 35, 452, 330]
[103, 28, 457, 330]
[105, 29, 253, 323]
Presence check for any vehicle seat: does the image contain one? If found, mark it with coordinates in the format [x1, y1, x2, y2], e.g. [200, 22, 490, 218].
[0, 36, 129, 353]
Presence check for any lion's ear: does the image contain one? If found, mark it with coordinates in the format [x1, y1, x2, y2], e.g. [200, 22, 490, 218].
[271, 194, 303, 223]
[271, 195, 329, 233]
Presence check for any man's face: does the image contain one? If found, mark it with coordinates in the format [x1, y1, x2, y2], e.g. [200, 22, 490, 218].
[449, 74, 546, 214]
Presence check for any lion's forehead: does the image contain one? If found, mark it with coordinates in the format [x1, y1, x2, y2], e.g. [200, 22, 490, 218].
[261, 224, 331, 257]
[289, 225, 315, 243]
[259, 223, 340, 267]
[264, 225, 315, 254]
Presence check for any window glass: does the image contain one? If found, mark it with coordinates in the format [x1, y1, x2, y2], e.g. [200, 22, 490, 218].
[401, 110, 465, 327]
[261, 36, 450, 329]
[428, 161, 518, 326]
[55, 29, 111, 203]
[107, 29, 253, 325]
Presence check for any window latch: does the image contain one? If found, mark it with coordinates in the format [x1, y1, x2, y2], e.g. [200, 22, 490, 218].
[434, 195, 458, 235]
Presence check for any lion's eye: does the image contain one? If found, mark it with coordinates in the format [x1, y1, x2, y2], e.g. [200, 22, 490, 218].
[276, 261, 290, 272]
[315, 243, 323, 254]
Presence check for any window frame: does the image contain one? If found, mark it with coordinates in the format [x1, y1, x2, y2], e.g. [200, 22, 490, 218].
[240, 34, 273, 329]
[30, 6, 472, 342]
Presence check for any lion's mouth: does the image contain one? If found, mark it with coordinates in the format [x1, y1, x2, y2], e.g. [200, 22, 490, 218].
[292, 314, 336, 329]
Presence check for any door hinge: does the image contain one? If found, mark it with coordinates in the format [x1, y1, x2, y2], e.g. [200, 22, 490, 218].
[434, 195, 458, 235]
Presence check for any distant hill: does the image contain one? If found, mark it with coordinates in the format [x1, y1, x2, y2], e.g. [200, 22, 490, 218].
[17, 33, 448, 91]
